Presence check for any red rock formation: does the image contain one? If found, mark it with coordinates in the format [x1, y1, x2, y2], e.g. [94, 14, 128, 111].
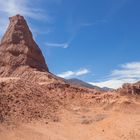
[0, 14, 49, 76]
[120, 82, 140, 95]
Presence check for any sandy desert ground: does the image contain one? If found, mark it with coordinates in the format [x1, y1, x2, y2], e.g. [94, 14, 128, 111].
[0, 99, 140, 140]
[0, 109, 140, 140]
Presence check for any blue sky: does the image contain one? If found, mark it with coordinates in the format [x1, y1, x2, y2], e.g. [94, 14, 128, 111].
[0, 0, 140, 88]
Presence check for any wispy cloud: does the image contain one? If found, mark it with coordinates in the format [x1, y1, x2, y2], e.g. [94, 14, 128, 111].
[57, 68, 90, 78]
[89, 62, 140, 89]
[0, 0, 46, 19]
[81, 19, 108, 27]
[106, 0, 129, 19]
[45, 42, 69, 49]
[0, 0, 49, 37]
[110, 62, 140, 79]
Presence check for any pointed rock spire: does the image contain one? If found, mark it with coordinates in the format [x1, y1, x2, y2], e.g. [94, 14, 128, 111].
[0, 14, 49, 74]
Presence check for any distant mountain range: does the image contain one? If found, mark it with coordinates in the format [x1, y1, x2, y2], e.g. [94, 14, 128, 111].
[66, 78, 113, 91]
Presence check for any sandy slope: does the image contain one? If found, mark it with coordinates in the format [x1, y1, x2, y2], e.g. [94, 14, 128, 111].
[0, 106, 140, 140]
[0, 77, 140, 140]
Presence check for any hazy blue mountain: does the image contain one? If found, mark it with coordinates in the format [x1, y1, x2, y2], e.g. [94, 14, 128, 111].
[66, 78, 114, 91]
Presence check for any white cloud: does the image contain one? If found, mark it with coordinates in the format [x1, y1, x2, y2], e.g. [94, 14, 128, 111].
[111, 62, 140, 79]
[89, 79, 137, 89]
[89, 62, 140, 89]
[57, 68, 90, 78]
[46, 42, 69, 49]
